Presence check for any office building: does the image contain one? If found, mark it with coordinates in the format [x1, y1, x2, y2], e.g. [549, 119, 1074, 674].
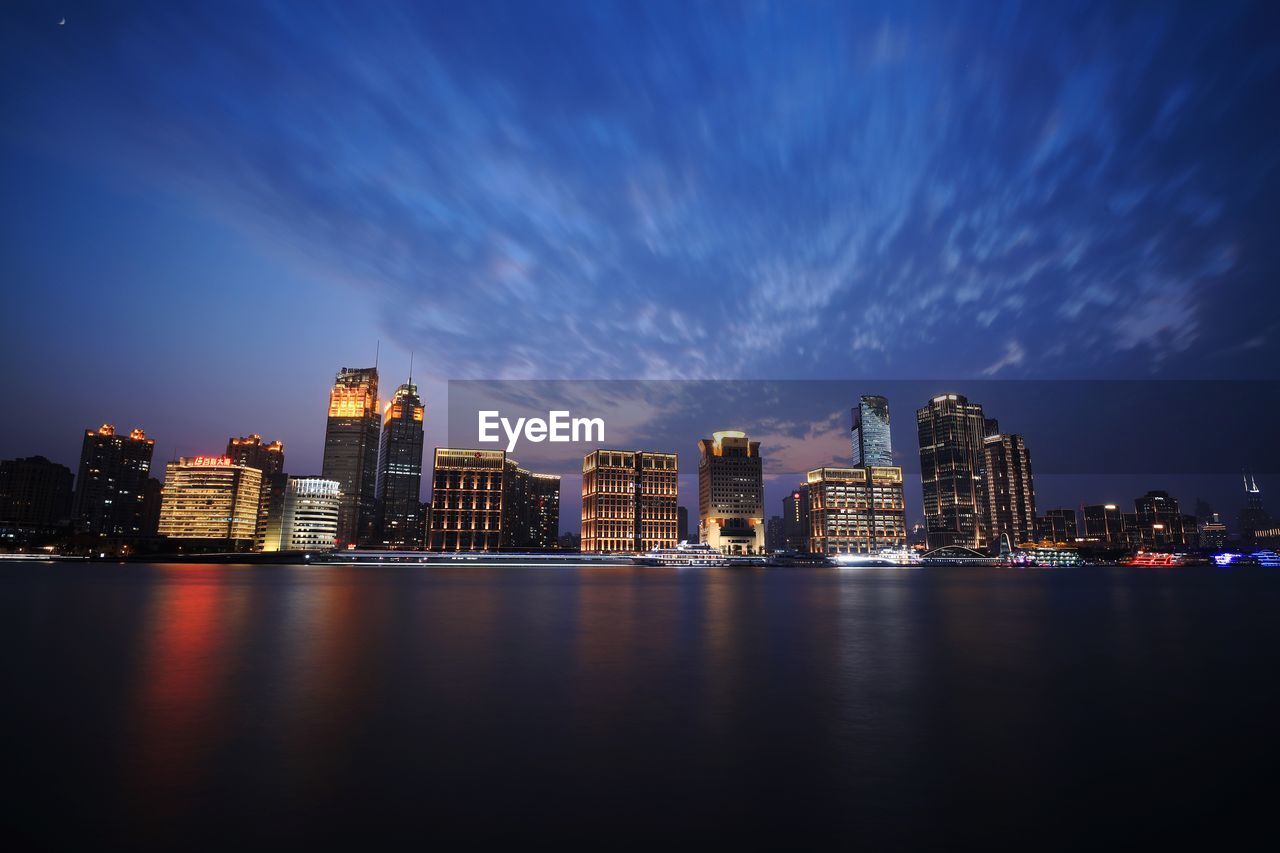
[1036, 508, 1078, 544]
[581, 450, 678, 553]
[677, 505, 689, 542]
[376, 380, 426, 549]
[427, 449, 559, 551]
[983, 433, 1036, 545]
[0, 456, 74, 546]
[1129, 490, 1191, 550]
[261, 477, 341, 552]
[697, 431, 765, 555]
[72, 424, 157, 539]
[226, 433, 286, 551]
[806, 466, 907, 555]
[1198, 512, 1228, 550]
[157, 456, 262, 550]
[321, 366, 380, 548]
[851, 395, 893, 467]
[917, 395, 994, 549]
[1082, 503, 1125, 545]
[782, 485, 810, 551]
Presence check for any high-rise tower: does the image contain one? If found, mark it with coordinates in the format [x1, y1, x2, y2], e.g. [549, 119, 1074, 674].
[72, 424, 157, 539]
[982, 433, 1036, 545]
[916, 395, 994, 549]
[226, 434, 285, 551]
[376, 379, 426, 549]
[321, 366, 380, 548]
[697, 430, 764, 555]
[852, 395, 893, 467]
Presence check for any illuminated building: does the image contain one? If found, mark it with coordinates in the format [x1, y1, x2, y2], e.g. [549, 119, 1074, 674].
[503, 469, 560, 550]
[983, 434, 1036, 545]
[376, 380, 425, 549]
[0, 456, 73, 547]
[697, 431, 764, 555]
[1129, 490, 1191, 550]
[261, 477, 341, 552]
[1082, 503, 1124, 545]
[581, 450, 678, 553]
[157, 456, 262, 550]
[851, 395, 893, 467]
[916, 395, 995, 549]
[782, 485, 810, 551]
[427, 449, 560, 551]
[321, 366, 380, 548]
[1036, 508, 1078, 543]
[72, 424, 158, 539]
[806, 466, 906, 555]
[1198, 512, 1228, 550]
[226, 433, 285, 551]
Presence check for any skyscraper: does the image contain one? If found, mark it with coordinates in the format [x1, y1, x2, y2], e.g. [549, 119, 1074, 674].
[321, 366, 380, 548]
[851, 395, 893, 467]
[983, 433, 1036, 545]
[698, 430, 764, 555]
[806, 466, 907, 554]
[376, 380, 426, 549]
[677, 505, 689, 542]
[782, 485, 810, 551]
[1239, 472, 1272, 546]
[916, 395, 993, 549]
[581, 450, 678, 553]
[72, 424, 157, 539]
[226, 434, 286, 551]
[157, 456, 262, 550]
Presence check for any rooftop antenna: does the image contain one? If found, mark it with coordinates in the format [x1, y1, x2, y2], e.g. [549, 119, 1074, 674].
[408, 351, 414, 386]
[374, 340, 380, 371]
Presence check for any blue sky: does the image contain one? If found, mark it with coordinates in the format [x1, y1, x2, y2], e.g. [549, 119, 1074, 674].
[2, 1, 1278, 517]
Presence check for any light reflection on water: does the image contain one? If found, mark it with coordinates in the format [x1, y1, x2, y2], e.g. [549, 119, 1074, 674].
[3, 562, 1279, 847]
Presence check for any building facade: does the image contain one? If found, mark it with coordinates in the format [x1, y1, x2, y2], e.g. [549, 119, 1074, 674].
[72, 424, 157, 539]
[376, 381, 426, 549]
[321, 367, 380, 548]
[1129, 490, 1193, 550]
[157, 456, 262, 550]
[226, 434, 286, 551]
[427, 449, 559, 551]
[581, 450, 678, 553]
[806, 466, 907, 555]
[1036, 508, 1078, 543]
[697, 431, 765, 555]
[0, 456, 74, 547]
[983, 433, 1037, 545]
[851, 395, 893, 467]
[1082, 503, 1125, 545]
[262, 477, 341, 552]
[782, 484, 810, 551]
[916, 395, 994, 550]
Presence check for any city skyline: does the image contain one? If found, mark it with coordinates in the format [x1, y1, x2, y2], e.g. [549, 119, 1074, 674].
[4, 3, 1280, 480]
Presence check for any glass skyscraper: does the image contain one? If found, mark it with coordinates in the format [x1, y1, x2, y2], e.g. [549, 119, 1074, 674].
[851, 395, 893, 467]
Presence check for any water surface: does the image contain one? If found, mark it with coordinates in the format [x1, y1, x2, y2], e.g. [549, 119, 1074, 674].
[2, 562, 1277, 848]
